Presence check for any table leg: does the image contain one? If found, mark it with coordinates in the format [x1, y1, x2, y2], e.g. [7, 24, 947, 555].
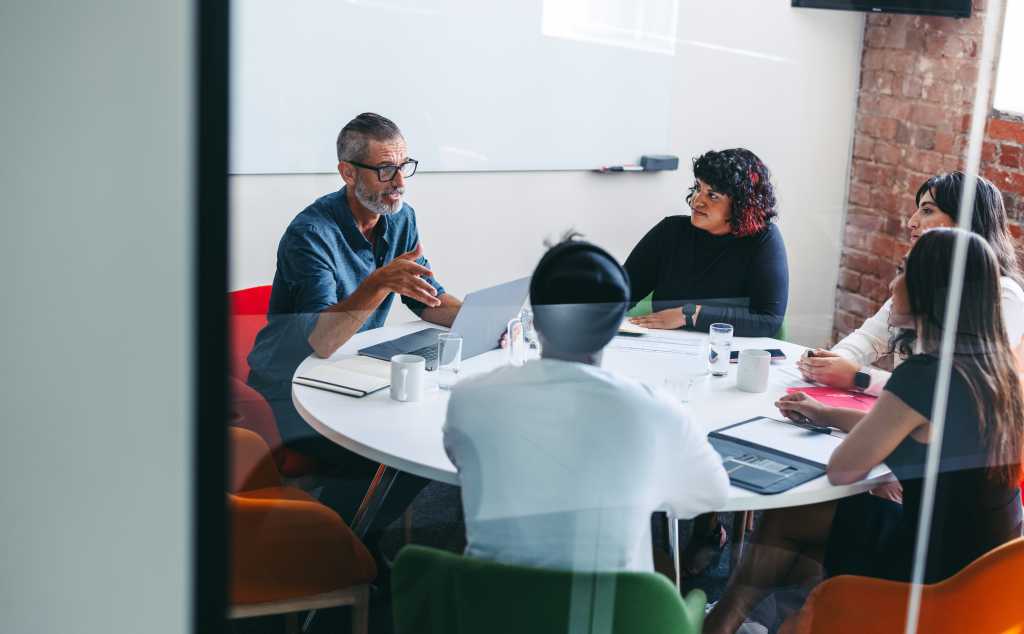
[351, 464, 400, 539]
[730, 511, 750, 573]
[303, 465, 400, 633]
[668, 514, 680, 590]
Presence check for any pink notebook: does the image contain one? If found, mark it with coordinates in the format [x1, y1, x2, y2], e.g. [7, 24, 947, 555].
[785, 386, 877, 412]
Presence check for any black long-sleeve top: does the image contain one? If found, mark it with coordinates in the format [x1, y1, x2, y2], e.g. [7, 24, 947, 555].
[623, 215, 789, 337]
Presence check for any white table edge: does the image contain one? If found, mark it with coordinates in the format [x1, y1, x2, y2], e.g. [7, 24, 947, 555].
[292, 323, 895, 511]
[294, 389, 461, 486]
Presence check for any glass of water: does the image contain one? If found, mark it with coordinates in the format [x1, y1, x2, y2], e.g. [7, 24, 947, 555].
[437, 333, 463, 390]
[506, 318, 526, 366]
[709, 322, 733, 377]
[520, 307, 541, 361]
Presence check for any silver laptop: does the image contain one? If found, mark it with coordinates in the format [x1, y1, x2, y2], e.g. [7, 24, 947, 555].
[358, 277, 531, 369]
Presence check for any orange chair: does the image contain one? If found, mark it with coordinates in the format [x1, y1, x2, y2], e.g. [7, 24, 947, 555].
[228, 426, 377, 633]
[228, 285, 316, 477]
[779, 538, 1024, 634]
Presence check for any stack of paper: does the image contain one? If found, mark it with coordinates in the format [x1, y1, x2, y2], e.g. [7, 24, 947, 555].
[618, 320, 655, 336]
[294, 356, 391, 398]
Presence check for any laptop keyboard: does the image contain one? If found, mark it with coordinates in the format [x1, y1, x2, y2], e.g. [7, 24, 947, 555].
[408, 344, 438, 369]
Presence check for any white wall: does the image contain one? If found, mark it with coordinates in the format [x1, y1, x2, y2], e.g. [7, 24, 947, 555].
[1, 2, 193, 633]
[231, 1, 864, 347]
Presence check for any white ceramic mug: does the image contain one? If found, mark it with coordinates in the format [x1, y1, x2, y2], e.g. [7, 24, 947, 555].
[390, 354, 426, 402]
[736, 349, 771, 393]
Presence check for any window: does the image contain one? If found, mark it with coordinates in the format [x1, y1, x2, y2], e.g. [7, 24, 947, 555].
[994, 0, 1024, 113]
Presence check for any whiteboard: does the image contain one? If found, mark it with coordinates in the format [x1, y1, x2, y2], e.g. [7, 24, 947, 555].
[231, 0, 677, 174]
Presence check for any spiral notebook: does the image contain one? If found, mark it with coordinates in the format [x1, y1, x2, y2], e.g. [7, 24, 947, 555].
[293, 357, 391, 398]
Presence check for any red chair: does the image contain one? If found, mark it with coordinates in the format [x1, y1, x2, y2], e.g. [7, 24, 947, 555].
[229, 285, 274, 380]
[229, 285, 315, 477]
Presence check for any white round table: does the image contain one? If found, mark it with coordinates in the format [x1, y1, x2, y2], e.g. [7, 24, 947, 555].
[293, 321, 892, 517]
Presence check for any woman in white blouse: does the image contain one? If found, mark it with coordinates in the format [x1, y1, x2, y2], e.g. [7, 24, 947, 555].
[800, 171, 1024, 393]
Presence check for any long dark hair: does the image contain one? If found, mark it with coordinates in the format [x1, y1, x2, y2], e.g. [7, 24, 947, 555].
[687, 148, 777, 237]
[915, 171, 1021, 285]
[894, 228, 1024, 485]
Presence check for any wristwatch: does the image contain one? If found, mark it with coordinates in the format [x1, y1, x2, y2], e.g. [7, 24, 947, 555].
[853, 368, 871, 391]
[681, 303, 697, 327]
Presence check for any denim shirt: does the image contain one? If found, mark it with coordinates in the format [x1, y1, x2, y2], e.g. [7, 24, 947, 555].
[247, 187, 444, 400]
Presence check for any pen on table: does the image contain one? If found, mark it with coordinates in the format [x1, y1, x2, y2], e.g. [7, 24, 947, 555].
[775, 412, 835, 434]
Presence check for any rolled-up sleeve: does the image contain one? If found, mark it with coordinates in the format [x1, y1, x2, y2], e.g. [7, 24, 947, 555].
[278, 225, 339, 338]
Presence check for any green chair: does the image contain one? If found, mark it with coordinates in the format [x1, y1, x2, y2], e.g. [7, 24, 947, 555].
[625, 293, 654, 318]
[626, 292, 788, 341]
[391, 545, 706, 634]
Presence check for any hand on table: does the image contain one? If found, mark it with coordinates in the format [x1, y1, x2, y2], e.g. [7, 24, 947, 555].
[869, 481, 903, 503]
[775, 392, 831, 424]
[629, 308, 686, 330]
[367, 244, 441, 308]
[796, 349, 858, 389]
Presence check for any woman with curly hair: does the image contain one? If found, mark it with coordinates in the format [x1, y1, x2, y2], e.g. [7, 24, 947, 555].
[625, 147, 789, 337]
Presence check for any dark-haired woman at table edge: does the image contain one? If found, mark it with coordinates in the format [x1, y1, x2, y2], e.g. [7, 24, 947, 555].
[626, 147, 789, 338]
[704, 228, 1024, 634]
[626, 148, 790, 576]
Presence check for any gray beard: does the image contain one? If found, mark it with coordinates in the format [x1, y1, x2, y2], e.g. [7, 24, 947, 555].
[354, 177, 403, 216]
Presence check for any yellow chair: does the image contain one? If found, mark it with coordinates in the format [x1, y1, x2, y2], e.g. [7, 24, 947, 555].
[227, 427, 377, 633]
[779, 538, 1024, 634]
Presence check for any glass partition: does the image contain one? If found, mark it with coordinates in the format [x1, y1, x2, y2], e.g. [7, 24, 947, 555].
[227, 1, 1023, 632]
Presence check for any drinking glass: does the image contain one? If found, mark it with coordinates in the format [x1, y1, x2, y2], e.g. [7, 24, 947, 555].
[519, 307, 541, 361]
[436, 333, 463, 390]
[709, 322, 734, 377]
[506, 318, 526, 366]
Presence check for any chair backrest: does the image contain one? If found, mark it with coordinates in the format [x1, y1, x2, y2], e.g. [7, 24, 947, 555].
[228, 285, 273, 380]
[229, 375, 316, 478]
[780, 538, 1024, 634]
[392, 545, 705, 634]
[228, 426, 282, 493]
[230, 376, 284, 455]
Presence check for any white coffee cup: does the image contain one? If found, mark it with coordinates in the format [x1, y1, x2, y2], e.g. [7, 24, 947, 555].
[736, 349, 771, 393]
[390, 354, 426, 402]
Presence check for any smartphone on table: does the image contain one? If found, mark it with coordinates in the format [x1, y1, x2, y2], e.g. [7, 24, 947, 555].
[729, 348, 786, 363]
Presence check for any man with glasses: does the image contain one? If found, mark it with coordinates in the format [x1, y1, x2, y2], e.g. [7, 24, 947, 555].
[247, 112, 460, 558]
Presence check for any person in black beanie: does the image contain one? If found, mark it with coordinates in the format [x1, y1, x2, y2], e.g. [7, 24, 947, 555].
[442, 232, 728, 573]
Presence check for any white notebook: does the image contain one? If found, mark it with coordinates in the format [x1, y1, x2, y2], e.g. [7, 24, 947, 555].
[293, 357, 391, 398]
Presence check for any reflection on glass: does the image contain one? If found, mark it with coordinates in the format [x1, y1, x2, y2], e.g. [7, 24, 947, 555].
[343, 0, 441, 17]
[993, 0, 1023, 113]
[541, 0, 680, 55]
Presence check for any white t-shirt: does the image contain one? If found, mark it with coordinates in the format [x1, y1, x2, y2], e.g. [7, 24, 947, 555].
[443, 358, 729, 573]
[832, 276, 1024, 394]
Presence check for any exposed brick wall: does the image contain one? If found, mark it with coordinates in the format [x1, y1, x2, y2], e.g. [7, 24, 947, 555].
[833, 0, 1024, 343]
[983, 113, 1024, 224]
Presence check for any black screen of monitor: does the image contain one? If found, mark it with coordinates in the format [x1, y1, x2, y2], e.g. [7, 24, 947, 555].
[791, 0, 971, 17]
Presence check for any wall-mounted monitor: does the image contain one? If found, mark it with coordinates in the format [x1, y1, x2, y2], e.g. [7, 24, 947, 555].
[791, 0, 971, 17]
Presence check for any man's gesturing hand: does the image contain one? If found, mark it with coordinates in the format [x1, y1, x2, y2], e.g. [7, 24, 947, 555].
[368, 244, 441, 307]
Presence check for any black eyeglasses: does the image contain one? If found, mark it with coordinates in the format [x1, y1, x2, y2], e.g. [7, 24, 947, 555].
[346, 158, 418, 182]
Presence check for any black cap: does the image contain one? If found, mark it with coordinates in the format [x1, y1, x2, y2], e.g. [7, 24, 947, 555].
[529, 240, 630, 355]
